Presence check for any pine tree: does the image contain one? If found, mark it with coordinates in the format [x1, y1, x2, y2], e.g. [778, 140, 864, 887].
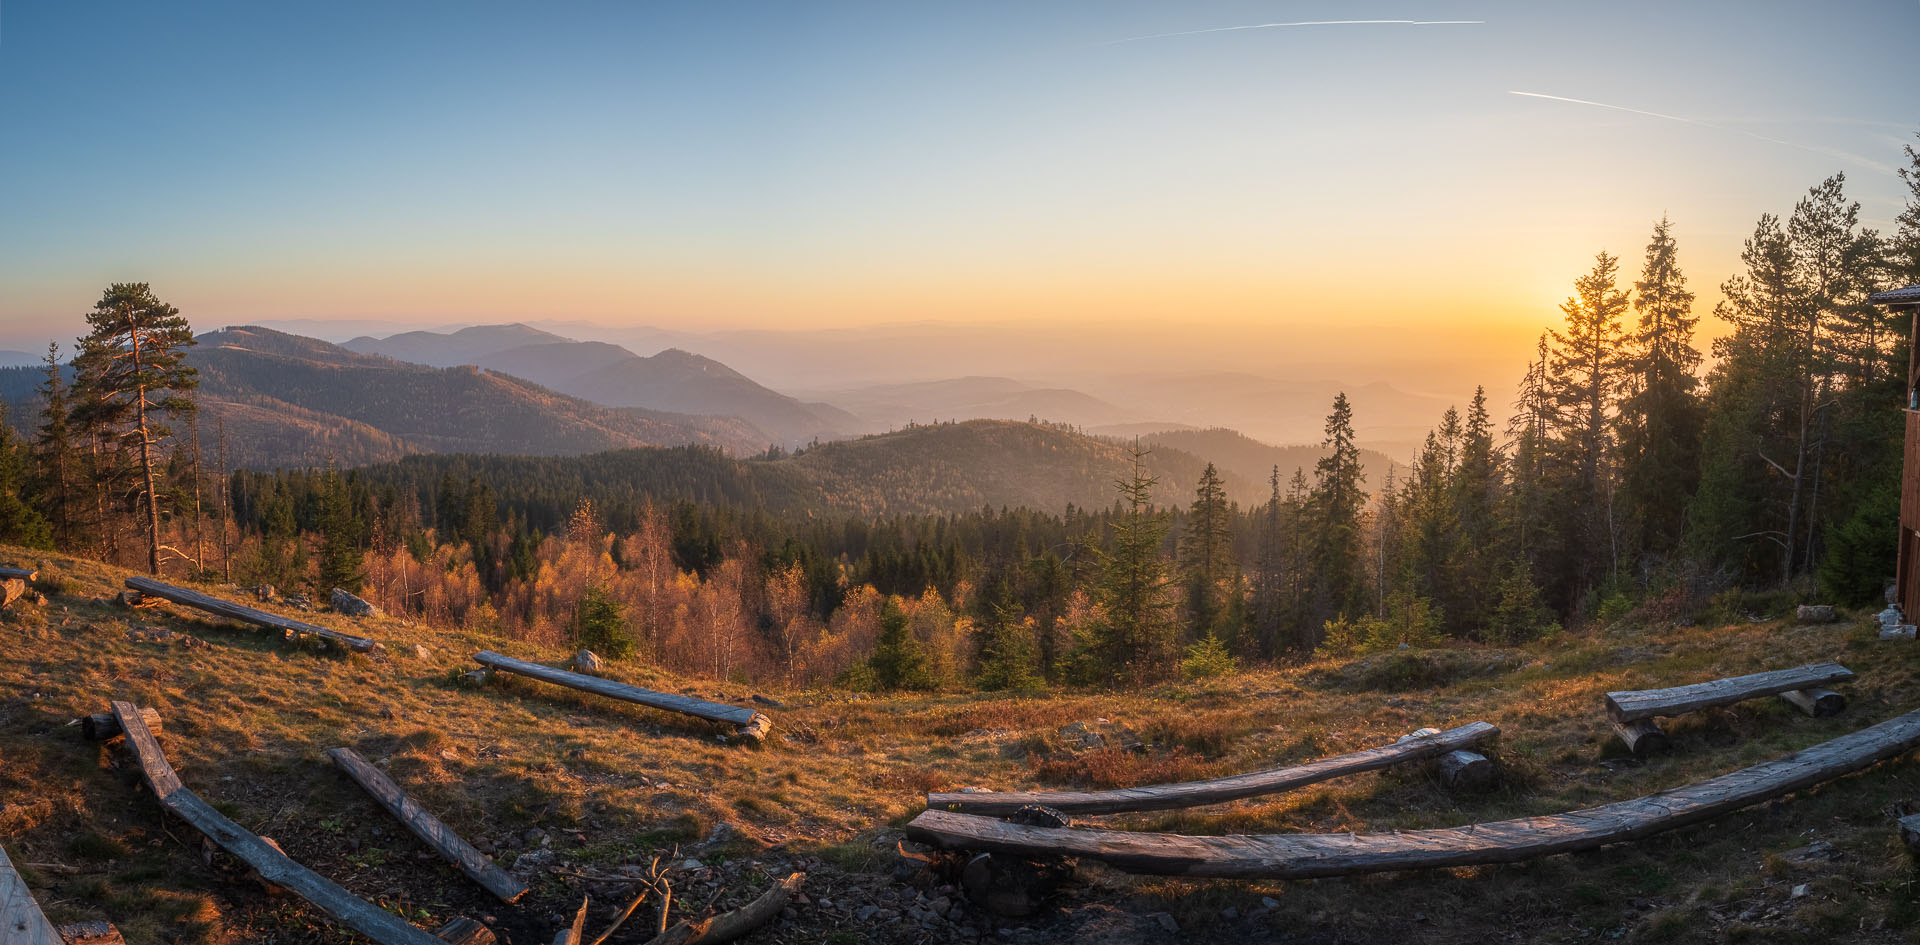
[1547, 252, 1630, 601]
[315, 468, 365, 593]
[869, 596, 933, 690]
[32, 342, 77, 549]
[1305, 393, 1368, 646]
[71, 283, 198, 574]
[1618, 216, 1703, 568]
[1176, 462, 1235, 642]
[1087, 443, 1178, 683]
[0, 403, 52, 549]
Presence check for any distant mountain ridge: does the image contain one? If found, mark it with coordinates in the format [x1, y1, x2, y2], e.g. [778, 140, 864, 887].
[344, 323, 858, 445]
[190, 326, 767, 467]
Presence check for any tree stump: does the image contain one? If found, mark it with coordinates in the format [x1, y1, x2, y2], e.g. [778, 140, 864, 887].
[0, 578, 26, 608]
[572, 649, 604, 675]
[1612, 718, 1670, 757]
[82, 708, 163, 741]
[1438, 750, 1495, 790]
[1780, 689, 1845, 718]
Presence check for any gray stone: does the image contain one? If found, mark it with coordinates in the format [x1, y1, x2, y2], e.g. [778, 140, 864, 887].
[1796, 604, 1836, 623]
[573, 648, 604, 675]
[330, 587, 380, 618]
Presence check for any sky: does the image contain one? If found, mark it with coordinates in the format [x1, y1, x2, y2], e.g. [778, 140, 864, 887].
[1, 1, 1916, 390]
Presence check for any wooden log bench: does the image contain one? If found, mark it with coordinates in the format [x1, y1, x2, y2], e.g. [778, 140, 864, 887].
[1, 841, 63, 945]
[105, 701, 455, 945]
[927, 721, 1498, 816]
[472, 650, 772, 740]
[123, 577, 382, 653]
[1604, 662, 1855, 756]
[326, 747, 527, 904]
[905, 703, 1920, 879]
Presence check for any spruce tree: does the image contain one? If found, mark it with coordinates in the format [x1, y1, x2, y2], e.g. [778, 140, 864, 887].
[1618, 216, 1703, 567]
[1547, 252, 1630, 600]
[1088, 444, 1178, 683]
[1305, 393, 1368, 645]
[1176, 462, 1235, 642]
[869, 596, 933, 690]
[32, 342, 77, 549]
[0, 403, 52, 549]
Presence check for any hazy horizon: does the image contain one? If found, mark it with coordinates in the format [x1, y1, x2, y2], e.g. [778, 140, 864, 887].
[4, 1, 1917, 403]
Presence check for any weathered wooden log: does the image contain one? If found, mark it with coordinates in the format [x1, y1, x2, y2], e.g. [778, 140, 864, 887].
[1900, 813, 1920, 857]
[55, 919, 125, 944]
[1611, 718, 1671, 757]
[106, 702, 447, 945]
[473, 651, 772, 740]
[82, 708, 163, 742]
[0, 841, 63, 945]
[1438, 750, 1495, 790]
[325, 747, 527, 904]
[0, 566, 38, 582]
[433, 917, 496, 945]
[1605, 662, 1855, 722]
[1779, 689, 1845, 718]
[551, 897, 589, 945]
[928, 721, 1499, 816]
[1882, 626, 1918, 641]
[123, 577, 381, 653]
[643, 872, 805, 945]
[905, 704, 1920, 879]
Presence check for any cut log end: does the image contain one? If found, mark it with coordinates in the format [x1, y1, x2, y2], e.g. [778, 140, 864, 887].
[1780, 689, 1846, 718]
[433, 917, 496, 945]
[1612, 718, 1670, 757]
[55, 920, 126, 944]
[1438, 750, 1495, 791]
[735, 714, 774, 742]
[83, 707, 164, 742]
[1899, 814, 1920, 858]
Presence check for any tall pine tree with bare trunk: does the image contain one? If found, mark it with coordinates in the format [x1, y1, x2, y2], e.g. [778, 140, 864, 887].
[72, 283, 198, 575]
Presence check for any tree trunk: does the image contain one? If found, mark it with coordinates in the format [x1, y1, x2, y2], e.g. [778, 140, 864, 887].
[128, 313, 161, 576]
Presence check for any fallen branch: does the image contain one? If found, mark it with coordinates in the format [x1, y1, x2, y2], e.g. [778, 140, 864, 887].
[474, 650, 771, 740]
[107, 702, 447, 945]
[643, 872, 805, 945]
[551, 897, 590, 945]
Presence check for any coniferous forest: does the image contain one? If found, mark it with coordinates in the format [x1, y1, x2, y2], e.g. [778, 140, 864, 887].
[4, 158, 1920, 691]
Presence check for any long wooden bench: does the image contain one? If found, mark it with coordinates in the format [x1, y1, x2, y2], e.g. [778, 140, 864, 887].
[1605, 662, 1855, 755]
[905, 704, 1920, 879]
[124, 577, 382, 653]
[927, 721, 1497, 816]
[473, 650, 772, 740]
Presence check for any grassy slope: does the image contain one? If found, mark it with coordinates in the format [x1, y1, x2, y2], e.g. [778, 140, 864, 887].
[3, 546, 1920, 944]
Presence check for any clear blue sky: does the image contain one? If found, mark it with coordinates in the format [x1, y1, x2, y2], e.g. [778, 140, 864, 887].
[1, 1, 1915, 368]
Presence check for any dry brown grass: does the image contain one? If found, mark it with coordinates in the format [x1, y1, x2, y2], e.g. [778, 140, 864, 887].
[3, 545, 1920, 943]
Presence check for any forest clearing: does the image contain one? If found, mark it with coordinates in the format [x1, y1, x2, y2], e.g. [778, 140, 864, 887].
[5, 547, 1920, 945]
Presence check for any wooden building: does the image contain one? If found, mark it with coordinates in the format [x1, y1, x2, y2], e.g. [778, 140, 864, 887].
[1875, 285, 1920, 614]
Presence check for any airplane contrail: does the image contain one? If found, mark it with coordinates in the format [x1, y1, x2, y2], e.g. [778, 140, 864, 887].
[1106, 19, 1483, 46]
[1508, 90, 1891, 173]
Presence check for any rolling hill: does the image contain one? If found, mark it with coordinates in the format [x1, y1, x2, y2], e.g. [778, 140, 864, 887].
[345, 324, 860, 444]
[1137, 427, 1399, 495]
[189, 327, 769, 467]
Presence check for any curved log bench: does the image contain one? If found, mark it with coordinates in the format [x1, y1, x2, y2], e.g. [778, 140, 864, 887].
[928, 722, 1498, 815]
[906, 704, 1920, 879]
